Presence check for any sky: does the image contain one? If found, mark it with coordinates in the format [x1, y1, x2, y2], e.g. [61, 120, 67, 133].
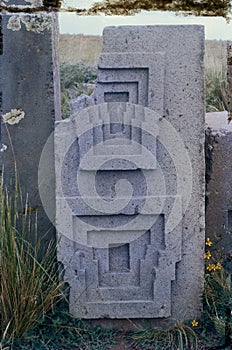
[59, 7, 232, 40]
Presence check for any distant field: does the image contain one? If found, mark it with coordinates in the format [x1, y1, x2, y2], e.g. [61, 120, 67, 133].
[205, 40, 227, 74]
[59, 34, 227, 72]
[59, 35, 230, 116]
[59, 34, 102, 67]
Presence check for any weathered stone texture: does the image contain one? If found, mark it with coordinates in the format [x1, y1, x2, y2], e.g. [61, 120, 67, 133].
[205, 111, 232, 264]
[56, 25, 205, 321]
[1, 13, 60, 243]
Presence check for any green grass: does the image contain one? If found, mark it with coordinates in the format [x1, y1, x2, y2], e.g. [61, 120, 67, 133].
[0, 176, 65, 347]
[205, 69, 229, 113]
[0, 174, 116, 349]
[201, 261, 232, 348]
[9, 305, 117, 350]
[0, 166, 230, 349]
[60, 63, 97, 119]
[127, 322, 198, 350]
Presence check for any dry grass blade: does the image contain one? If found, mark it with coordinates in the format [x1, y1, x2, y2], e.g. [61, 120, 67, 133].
[128, 321, 198, 350]
[0, 175, 65, 344]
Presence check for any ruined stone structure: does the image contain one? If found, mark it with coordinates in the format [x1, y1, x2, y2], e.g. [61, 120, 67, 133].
[2, 0, 231, 328]
[204, 42, 232, 266]
[56, 25, 205, 321]
[0, 4, 60, 242]
[206, 112, 232, 264]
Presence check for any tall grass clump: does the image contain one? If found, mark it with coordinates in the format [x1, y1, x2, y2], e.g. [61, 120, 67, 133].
[205, 41, 231, 115]
[205, 69, 228, 113]
[203, 267, 232, 346]
[0, 176, 64, 345]
[128, 321, 198, 350]
[201, 237, 232, 348]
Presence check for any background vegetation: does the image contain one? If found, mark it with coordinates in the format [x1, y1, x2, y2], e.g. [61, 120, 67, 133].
[60, 61, 229, 118]
[60, 63, 97, 118]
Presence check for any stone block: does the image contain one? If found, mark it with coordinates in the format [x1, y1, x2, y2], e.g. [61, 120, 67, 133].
[205, 111, 232, 264]
[0, 12, 61, 244]
[56, 25, 205, 321]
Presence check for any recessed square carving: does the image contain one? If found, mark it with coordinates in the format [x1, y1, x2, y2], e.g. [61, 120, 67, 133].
[96, 68, 148, 107]
[104, 92, 129, 103]
[109, 243, 130, 272]
[96, 53, 165, 114]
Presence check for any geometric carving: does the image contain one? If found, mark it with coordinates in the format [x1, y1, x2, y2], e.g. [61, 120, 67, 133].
[98, 69, 147, 105]
[95, 54, 165, 115]
[55, 101, 184, 318]
[59, 196, 182, 318]
[104, 91, 129, 103]
[55, 25, 205, 321]
[63, 103, 159, 172]
[108, 243, 130, 272]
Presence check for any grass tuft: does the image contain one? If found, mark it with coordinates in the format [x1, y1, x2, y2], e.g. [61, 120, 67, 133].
[0, 175, 64, 346]
[60, 63, 97, 119]
[128, 321, 199, 350]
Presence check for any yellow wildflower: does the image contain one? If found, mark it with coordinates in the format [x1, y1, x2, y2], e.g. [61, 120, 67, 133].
[215, 262, 222, 270]
[192, 319, 198, 327]
[206, 238, 213, 246]
[206, 263, 222, 271]
[204, 251, 211, 260]
[206, 264, 215, 271]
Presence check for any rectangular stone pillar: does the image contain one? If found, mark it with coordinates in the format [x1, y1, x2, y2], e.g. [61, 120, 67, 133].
[56, 25, 205, 322]
[206, 111, 232, 265]
[204, 44, 232, 267]
[0, 6, 61, 243]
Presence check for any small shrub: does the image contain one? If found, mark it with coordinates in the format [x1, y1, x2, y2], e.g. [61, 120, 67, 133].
[60, 63, 97, 119]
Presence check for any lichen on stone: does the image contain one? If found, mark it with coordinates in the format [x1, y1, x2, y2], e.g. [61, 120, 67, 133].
[2, 109, 25, 125]
[7, 16, 21, 31]
[21, 14, 52, 33]
[6, 14, 52, 34]
[0, 144, 7, 152]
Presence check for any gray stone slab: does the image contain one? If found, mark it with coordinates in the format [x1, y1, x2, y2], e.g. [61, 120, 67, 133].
[205, 111, 232, 263]
[0, 12, 61, 245]
[56, 25, 205, 321]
